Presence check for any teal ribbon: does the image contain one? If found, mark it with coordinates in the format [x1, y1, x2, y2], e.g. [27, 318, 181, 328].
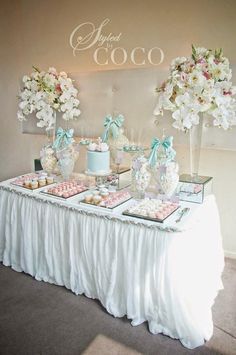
[53, 127, 74, 150]
[101, 114, 124, 142]
[148, 136, 176, 167]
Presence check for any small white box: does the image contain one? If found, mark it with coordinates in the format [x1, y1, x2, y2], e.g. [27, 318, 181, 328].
[176, 174, 213, 204]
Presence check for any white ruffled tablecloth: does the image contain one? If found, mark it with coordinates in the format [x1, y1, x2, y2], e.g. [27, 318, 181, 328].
[0, 178, 224, 349]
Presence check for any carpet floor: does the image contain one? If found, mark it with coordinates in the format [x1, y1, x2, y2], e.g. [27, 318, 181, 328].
[0, 258, 235, 355]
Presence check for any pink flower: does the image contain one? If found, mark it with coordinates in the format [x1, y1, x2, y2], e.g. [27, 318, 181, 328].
[197, 58, 206, 64]
[223, 91, 232, 96]
[203, 71, 211, 80]
[55, 84, 62, 93]
[181, 72, 187, 81]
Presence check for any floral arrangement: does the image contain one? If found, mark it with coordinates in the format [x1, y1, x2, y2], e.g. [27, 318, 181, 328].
[154, 45, 236, 131]
[17, 67, 80, 130]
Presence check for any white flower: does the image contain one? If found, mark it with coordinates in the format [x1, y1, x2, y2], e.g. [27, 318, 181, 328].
[187, 70, 206, 87]
[46, 92, 57, 105]
[175, 92, 191, 108]
[30, 80, 39, 92]
[195, 47, 209, 58]
[170, 57, 187, 70]
[48, 67, 58, 76]
[31, 71, 40, 81]
[43, 73, 56, 87]
[172, 107, 200, 131]
[20, 89, 31, 101]
[24, 81, 32, 90]
[17, 66, 81, 130]
[17, 110, 25, 121]
[23, 75, 30, 83]
[71, 108, 81, 117]
[154, 45, 236, 130]
[209, 62, 229, 81]
[19, 100, 28, 110]
[212, 105, 236, 129]
[59, 71, 67, 78]
[53, 103, 60, 110]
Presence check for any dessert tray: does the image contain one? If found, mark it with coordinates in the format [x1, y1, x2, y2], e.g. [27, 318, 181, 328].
[40, 180, 88, 199]
[122, 198, 179, 223]
[80, 190, 132, 210]
[11, 173, 54, 190]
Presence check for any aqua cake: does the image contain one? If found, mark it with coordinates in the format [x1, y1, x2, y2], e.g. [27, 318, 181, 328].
[87, 139, 110, 174]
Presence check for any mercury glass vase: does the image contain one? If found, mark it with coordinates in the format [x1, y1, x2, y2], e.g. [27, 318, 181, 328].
[189, 116, 203, 181]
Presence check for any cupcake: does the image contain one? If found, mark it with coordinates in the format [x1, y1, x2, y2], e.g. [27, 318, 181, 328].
[31, 180, 39, 189]
[38, 177, 46, 187]
[84, 194, 93, 203]
[93, 195, 102, 205]
[46, 176, 54, 184]
[24, 179, 31, 188]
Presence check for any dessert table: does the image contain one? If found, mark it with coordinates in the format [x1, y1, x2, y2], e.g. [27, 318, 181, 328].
[0, 176, 224, 349]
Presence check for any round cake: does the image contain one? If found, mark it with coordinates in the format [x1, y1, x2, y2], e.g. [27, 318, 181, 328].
[87, 140, 110, 174]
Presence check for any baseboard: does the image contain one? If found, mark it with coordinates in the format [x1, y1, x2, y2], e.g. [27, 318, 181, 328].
[224, 250, 236, 259]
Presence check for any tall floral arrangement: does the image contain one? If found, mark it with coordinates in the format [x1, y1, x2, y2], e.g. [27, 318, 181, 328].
[17, 67, 80, 130]
[154, 46, 236, 131]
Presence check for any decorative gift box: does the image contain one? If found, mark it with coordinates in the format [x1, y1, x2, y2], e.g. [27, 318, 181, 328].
[176, 174, 213, 204]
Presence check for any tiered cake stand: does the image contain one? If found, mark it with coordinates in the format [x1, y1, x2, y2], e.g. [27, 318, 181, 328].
[85, 170, 112, 188]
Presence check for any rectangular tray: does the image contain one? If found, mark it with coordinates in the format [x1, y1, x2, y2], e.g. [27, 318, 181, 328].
[122, 205, 179, 223]
[80, 195, 132, 210]
[11, 181, 55, 190]
[40, 187, 88, 200]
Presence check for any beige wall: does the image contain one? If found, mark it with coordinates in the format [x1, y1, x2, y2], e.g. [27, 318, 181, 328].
[0, 0, 236, 256]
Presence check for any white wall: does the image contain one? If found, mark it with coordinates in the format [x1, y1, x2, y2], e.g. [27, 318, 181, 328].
[0, 0, 236, 256]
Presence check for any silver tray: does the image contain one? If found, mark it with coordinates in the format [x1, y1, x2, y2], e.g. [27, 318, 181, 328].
[122, 205, 179, 223]
[80, 195, 132, 210]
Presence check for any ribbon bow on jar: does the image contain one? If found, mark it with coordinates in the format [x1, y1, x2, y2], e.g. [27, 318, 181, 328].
[148, 136, 176, 167]
[53, 127, 75, 150]
[101, 114, 124, 142]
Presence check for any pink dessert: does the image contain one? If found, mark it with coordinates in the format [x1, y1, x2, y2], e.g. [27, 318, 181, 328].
[124, 199, 180, 222]
[44, 180, 87, 198]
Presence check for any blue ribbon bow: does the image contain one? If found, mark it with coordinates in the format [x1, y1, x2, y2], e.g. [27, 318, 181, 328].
[53, 127, 74, 150]
[101, 114, 124, 142]
[148, 136, 176, 167]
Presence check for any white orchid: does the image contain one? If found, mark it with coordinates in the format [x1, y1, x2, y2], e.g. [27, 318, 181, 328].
[23, 75, 30, 83]
[172, 106, 200, 130]
[154, 45, 236, 130]
[17, 66, 80, 130]
[188, 69, 206, 87]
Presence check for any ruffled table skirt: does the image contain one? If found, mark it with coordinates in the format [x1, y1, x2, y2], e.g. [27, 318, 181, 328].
[0, 184, 224, 349]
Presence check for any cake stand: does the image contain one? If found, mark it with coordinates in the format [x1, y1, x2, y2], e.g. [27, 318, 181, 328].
[85, 170, 112, 189]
